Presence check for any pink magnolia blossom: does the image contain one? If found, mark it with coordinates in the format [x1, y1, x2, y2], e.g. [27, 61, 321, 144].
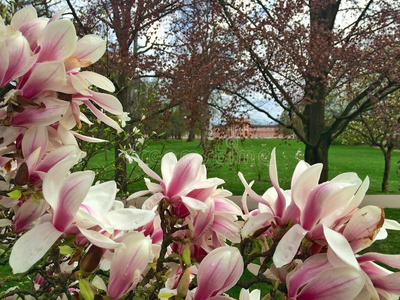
[239, 149, 389, 268]
[193, 246, 243, 300]
[107, 232, 153, 299]
[286, 254, 365, 300]
[9, 156, 94, 273]
[131, 152, 241, 257]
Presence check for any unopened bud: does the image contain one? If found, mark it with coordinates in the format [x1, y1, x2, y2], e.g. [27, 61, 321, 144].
[177, 268, 191, 298]
[80, 245, 105, 273]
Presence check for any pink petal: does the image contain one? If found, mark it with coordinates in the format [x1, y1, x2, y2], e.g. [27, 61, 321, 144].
[291, 160, 310, 190]
[36, 145, 80, 173]
[195, 246, 243, 299]
[338, 177, 370, 219]
[13, 198, 48, 233]
[52, 170, 95, 231]
[3, 33, 37, 84]
[134, 155, 163, 183]
[358, 252, 400, 269]
[42, 155, 79, 214]
[37, 19, 77, 62]
[10, 222, 63, 273]
[287, 254, 331, 298]
[161, 152, 178, 188]
[0, 126, 20, 147]
[84, 101, 122, 132]
[273, 224, 308, 268]
[11, 98, 69, 126]
[343, 206, 384, 252]
[238, 172, 274, 212]
[108, 233, 152, 299]
[296, 267, 365, 300]
[22, 125, 48, 159]
[370, 273, 400, 295]
[141, 193, 165, 210]
[86, 91, 123, 115]
[211, 215, 241, 243]
[291, 163, 323, 211]
[25, 147, 42, 174]
[19, 18, 49, 50]
[167, 154, 203, 197]
[72, 131, 107, 143]
[193, 200, 215, 239]
[21, 61, 66, 99]
[214, 198, 242, 215]
[302, 181, 355, 230]
[181, 196, 208, 211]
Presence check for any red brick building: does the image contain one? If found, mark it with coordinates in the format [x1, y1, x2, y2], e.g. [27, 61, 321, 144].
[212, 118, 294, 139]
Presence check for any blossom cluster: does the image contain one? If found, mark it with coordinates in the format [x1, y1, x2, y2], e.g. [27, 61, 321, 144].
[1, 6, 400, 300]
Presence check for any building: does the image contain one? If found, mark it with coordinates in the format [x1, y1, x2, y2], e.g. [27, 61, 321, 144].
[211, 118, 294, 139]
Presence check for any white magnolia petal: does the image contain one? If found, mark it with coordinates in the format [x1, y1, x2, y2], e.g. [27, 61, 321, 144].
[384, 219, 400, 230]
[161, 152, 177, 188]
[82, 181, 116, 214]
[105, 208, 155, 231]
[81, 71, 115, 92]
[181, 196, 208, 211]
[241, 212, 274, 238]
[92, 276, 108, 292]
[273, 224, 308, 268]
[323, 226, 360, 270]
[11, 6, 38, 30]
[73, 34, 105, 64]
[10, 222, 63, 273]
[72, 131, 107, 143]
[79, 228, 123, 249]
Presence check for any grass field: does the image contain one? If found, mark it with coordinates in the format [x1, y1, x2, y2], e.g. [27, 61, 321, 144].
[85, 138, 400, 195]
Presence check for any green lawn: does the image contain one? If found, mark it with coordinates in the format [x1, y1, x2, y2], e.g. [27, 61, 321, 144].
[85, 138, 400, 195]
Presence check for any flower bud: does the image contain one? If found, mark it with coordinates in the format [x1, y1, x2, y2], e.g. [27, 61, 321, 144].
[194, 246, 244, 300]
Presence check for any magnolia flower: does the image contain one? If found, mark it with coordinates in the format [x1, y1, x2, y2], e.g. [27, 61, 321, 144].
[129, 152, 224, 212]
[10, 156, 94, 273]
[286, 254, 365, 300]
[238, 148, 389, 269]
[193, 246, 243, 300]
[118, 112, 131, 128]
[107, 233, 153, 299]
[118, 146, 136, 164]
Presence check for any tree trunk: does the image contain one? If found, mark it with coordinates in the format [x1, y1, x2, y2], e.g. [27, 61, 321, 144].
[382, 146, 393, 193]
[199, 128, 208, 148]
[114, 139, 127, 193]
[304, 137, 331, 182]
[114, 84, 135, 194]
[187, 128, 195, 142]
